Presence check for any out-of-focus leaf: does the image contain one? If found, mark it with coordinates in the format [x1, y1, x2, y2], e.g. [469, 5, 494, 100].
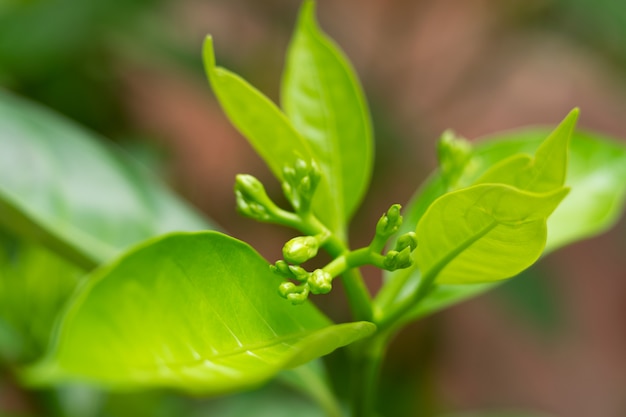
[281, 0, 373, 233]
[438, 411, 555, 417]
[194, 383, 327, 417]
[0, 90, 213, 269]
[0, 234, 81, 363]
[25, 232, 375, 394]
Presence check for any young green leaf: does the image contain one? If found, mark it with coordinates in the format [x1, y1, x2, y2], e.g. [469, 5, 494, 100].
[25, 232, 375, 394]
[203, 36, 315, 180]
[0, 91, 213, 269]
[203, 37, 345, 232]
[475, 108, 578, 192]
[378, 127, 626, 322]
[282, 0, 373, 229]
[416, 184, 568, 285]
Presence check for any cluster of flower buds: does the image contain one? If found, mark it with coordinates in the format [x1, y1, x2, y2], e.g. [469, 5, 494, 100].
[282, 158, 321, 213]
[373, 204, 418, 271]
[272, 260, 333, 304]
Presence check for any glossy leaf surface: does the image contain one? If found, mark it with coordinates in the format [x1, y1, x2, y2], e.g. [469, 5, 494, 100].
[27, 232, 375, 394]
[417, 185, 568, 285]
[0, 91, 212, 268]
[282, 0, 373, 230]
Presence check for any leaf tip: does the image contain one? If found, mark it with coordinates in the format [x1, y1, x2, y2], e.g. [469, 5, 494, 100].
[297, 0, 317, 28]
[202, 35, 216, 71]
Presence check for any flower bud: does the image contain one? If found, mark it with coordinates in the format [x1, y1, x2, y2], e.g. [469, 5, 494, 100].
[282, 236, 319, 265]
[395, 232, 418, 252]
[376, 204, 403, 238]
[234, 174, 276, 221]
[270, 260, 291, 276]
[281, 158, 321, 213]
[308, 269, 332, 295]
[288, 265, 310, 282]
[383, 246, 413, 271]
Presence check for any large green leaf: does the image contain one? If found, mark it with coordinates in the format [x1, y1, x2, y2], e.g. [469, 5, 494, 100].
[377, 127, 626, 321]
[0, 90, 213, 269]
[281, 0, 373, 231]
[416, 185, 567, 286]
[25, 232, 375, 394]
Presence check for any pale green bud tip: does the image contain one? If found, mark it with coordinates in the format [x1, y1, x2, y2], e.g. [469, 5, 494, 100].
[395, 232, 418, 252]
[282, 236, 319, 264]
[235, 174, 264, 197]
[376, 204, 403, 236]
[308, 269, 332, 295]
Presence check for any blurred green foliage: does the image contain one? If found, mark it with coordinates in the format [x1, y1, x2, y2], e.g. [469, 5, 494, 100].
[0, 0, 164, 136]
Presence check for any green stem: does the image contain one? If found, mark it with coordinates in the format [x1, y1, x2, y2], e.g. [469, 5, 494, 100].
[340, 268, 373, 322]
[350, 333, 387, 417]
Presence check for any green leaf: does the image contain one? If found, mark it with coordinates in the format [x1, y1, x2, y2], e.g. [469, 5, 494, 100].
[475, 108, 578, 192]
[378, 125, 626, 321]
[438, 411, 555, 417]
[202, 36, 315, 179]
[202, 37, 344, 230]
[281, 0, 373, 230]
[25, 232, 375, 394]
[0, 235, 81, 363]
[416, 184, 568, 285]
[0, 90, 213, 269]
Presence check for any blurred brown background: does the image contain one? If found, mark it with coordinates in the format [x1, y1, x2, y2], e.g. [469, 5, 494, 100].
[2, 0, 626, 416]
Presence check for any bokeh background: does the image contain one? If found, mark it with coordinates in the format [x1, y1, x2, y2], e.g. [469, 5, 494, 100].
[1, 0, 626, 416]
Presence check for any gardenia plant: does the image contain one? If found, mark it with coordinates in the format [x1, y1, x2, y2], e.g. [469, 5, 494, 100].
[1, 1, 626, 416]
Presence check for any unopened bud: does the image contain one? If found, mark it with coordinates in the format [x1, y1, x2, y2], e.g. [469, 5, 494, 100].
[278, 282, 310, 305]
[282, 236, 319, 265]
[234, 174, 276, 221]
[383, 246, 413, 271]
[308, 269, 332, 295]
[376, 204, 403, 238]
[395, 232, 418, 252]
[281, 159, 321, 213]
